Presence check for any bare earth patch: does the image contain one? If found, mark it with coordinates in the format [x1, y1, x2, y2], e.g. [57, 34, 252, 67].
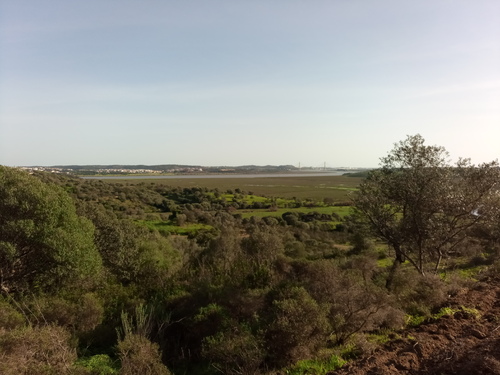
[331, 275, 500, 375]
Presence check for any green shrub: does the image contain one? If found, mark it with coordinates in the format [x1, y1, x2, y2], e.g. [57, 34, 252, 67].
[0, 299, 24, 330]
[0, 166, 102, 293]
[202, 325, 265, 375]
[31, 294, 104, 334]
[75, 354, 119, 375]
[265, 286, 330, 368]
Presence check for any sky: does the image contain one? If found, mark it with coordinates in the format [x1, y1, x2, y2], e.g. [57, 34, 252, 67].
[1, 1, 499, 168]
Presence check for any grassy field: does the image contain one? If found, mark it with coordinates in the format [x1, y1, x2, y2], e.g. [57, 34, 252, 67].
[136, 220, 213, 235]
[238, 205, 352, 219]
[103, 175, 363, 201]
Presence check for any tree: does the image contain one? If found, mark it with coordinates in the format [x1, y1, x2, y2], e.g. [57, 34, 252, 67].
[352, 135, 500, 278]
[0, 167, 102, 293]
[77, 202, 179, 289]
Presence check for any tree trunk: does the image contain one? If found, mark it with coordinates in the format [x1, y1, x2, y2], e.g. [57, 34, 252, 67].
[386, 244, 404, 290]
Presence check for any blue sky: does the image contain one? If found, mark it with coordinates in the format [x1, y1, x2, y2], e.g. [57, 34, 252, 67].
[1, 1, 499, 167]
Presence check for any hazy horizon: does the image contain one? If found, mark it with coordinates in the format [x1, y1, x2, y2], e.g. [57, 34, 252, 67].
[1, 1, 499, 167]
[15, 163, 371, 170]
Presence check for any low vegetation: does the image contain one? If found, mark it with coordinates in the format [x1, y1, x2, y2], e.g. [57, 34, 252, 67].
[1, 135, 499, 374]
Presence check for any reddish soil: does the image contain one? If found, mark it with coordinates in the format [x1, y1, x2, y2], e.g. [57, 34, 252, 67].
[331, 275, 500, 375]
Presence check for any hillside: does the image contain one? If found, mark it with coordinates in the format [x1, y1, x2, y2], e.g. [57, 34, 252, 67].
[332, 272, 500, 375]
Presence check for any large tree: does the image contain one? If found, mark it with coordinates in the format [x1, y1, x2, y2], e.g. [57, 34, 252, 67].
[352, 135, 500, 277]
[0, 166, 102, 293]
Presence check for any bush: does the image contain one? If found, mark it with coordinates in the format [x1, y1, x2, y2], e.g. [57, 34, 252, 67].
[32, 294, 104, 334]
[0, 325, 76, 375]
[390, 268, 447, 317]
[75, 354, 119, 375]
[297, 260, 404, 344]
[118, 334, 171, 375]
[202, 325, 265, 375]
[0, 299, 24, 330]
[264, 286, 330, 368]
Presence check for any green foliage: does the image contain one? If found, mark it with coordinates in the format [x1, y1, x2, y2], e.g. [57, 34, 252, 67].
[436, 307, 457, 318]
[3, 166, 496, 375]
[405, 305, 480, 328]
[75, 354, 119, 375]
[265, 285, 331, 367]
[136, 219, 213, 236]
[194, 303, 226, 323]
[79, 204, 180, 289]
[240, 205, 350, 219]
[405, 314, 427, 327]
[30, 294, 104, 334]
[0, 298, 25, 330]
[286, 355, 346, 375]
[366, 330, 398, 345]
[459, 305, 481, 319]
[0, 166, 102, 293]
[118, 304, 152, 340]
[202, 324, 265, 375]
[105, 175, 362, 201]
[352, 134, 500, 276]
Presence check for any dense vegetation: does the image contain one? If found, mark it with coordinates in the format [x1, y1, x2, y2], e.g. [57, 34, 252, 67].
[1, 135, 499, 374]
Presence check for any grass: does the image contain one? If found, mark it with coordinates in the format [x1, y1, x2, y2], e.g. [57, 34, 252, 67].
[406, 314, 427, 327]
[238, 205, 352, 219]
[406, 305, 481, 328]
[377, 257, 394, 268]
[456, 265, 486, 281]
[102, 175, 363, 201]
[367, 330, 400, 345]
[286, 355, 347, 375]
[136, 220, 213, 235]
[220, 193, 269, 203]
[434, 307, 458, 319]
[460, 306, 481, 319]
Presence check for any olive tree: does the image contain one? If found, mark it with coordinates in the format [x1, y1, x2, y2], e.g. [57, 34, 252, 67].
[352, 135, 500, 277]
[0, 167, 102, 293]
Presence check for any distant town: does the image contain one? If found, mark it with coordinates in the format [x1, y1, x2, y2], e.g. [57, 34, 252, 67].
[18, 164, 368, 176]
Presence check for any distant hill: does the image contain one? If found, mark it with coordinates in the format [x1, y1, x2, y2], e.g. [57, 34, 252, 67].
[39, 164, 300, 175]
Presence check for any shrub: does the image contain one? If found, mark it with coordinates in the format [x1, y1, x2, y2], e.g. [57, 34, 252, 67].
[300, 260, 403, 344]
[390, 269, 447, 317]
[264, 286, 330, 368]
[0, 299, 24, 330]
[0, 325, 76, 375]
[117, 334, 171, 375]
[31, 294, 104, 334]
[202, 325, 265, 375]
[75, 354, 119, 375]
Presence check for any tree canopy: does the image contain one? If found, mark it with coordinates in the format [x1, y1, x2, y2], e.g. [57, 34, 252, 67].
[352, 135, 500, 276]
[0, 166, 102, 293]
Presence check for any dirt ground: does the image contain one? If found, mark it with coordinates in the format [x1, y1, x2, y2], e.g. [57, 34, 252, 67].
[331, 274, 500, 375]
